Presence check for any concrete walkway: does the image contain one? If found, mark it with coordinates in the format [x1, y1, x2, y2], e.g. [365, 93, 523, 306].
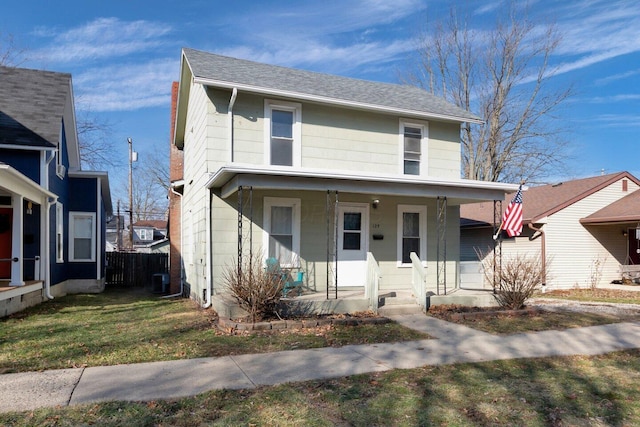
[2, 314, 640, 413]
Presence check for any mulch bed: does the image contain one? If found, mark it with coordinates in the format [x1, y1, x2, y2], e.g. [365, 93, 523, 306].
[428, 304, 543, 321]
[217, 311, 390, 333]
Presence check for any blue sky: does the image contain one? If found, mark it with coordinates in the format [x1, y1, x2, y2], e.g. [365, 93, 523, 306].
[2, 0, 639, 194]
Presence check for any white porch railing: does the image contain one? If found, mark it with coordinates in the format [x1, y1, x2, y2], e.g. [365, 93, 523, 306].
[410, 252, 427, 311]
[365, 252, 381, 313]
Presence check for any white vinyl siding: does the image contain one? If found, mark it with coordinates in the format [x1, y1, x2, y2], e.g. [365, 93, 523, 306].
[69, 212, 95, 262]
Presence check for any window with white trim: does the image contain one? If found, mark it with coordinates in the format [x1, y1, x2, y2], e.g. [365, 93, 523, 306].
[263, 197, 301, 268]
[397, 204, 427, 266]
[56, 202, 64, 263]
[400, 120, 428, 176]
[69, 212, 96, 262]
[265, 100, 301, 167]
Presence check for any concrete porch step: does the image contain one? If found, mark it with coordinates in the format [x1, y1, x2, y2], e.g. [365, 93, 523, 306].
[378, 291, 423, 316]
[378, 304, 424, 316]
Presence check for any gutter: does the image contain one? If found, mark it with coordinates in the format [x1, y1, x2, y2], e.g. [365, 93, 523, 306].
[528, 223, 547, 289]
[228, 88, 238, 162]
[44, 152, 57, 300]
[193, 76, 484, 125]
[202, 190, 213, 308]
[162, 183, 185, 299]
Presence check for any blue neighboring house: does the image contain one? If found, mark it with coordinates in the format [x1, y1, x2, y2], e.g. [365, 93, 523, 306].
[0, 66, 112, 317]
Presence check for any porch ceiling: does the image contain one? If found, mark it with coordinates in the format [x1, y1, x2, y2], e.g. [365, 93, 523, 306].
[0, 164, 57, 204]
[206, 165, 520, 205]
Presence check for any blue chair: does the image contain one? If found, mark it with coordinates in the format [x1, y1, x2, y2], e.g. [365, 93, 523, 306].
[284, 271, 304, 297]
[265, 258, 304, 297]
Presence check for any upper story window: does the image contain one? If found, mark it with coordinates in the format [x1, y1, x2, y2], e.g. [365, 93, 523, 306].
[265, 100, 301, 167]
[400, 120, 428, 176]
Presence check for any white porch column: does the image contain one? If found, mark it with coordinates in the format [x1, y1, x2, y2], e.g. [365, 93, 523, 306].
[10, 194, 24, 287]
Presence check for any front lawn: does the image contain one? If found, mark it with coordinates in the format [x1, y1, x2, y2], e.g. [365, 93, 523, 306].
[2, 350, 639, 426]
[0, 288, 426, 374]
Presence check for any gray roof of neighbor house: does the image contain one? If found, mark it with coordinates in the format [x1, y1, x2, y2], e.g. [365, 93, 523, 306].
[0, 66, 72, 148]
[181, 48, 481, 124]
[461, 171, 640, 227]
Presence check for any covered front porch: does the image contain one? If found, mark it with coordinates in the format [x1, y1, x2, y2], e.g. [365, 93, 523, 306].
[0, 164, 56, 303]
[206, 165, 519, 316]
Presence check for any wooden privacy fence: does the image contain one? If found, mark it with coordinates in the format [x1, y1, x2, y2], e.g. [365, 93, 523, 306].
[106, 252, 169, 288]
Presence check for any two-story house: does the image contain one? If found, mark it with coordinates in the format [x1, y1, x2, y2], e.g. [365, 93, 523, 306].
[0, 66, 112, 317]
[171, 48, 519, 314]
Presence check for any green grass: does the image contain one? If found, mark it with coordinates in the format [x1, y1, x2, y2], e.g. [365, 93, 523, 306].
[2, 350, 640, 426]
[0, 288, 427, 373]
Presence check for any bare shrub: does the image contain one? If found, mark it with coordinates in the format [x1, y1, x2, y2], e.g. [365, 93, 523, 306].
[479, 251, 545, 309]
[588, 256, 606, 290]
[222, 255, 284, 322]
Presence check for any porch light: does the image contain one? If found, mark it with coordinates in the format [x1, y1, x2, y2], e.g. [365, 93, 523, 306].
[372, 199, 380, 209]
[26, 201, 32, 215]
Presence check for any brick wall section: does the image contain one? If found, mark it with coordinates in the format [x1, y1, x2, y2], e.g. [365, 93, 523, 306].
[168, 81, 184, 293]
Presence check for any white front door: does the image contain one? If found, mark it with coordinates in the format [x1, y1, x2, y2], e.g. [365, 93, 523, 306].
[337, 203, 369, 287]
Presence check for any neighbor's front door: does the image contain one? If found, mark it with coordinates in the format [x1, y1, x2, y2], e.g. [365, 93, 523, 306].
[0, 208, 12, 279]
[337, 203, 369, 287]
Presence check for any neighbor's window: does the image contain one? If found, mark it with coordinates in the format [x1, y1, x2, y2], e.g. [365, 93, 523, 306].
[400, 120, 428, 176]
[69, 212, 95, 262]
[265, 100, 301, 167]
[263, 197, 301, 267]
[397, 205, 427, 266]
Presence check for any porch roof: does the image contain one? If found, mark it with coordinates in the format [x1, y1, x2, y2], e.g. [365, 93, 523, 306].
[580, 190, 640, 225]
[0, 163, 57, 204]
[205, 164, 520, 205]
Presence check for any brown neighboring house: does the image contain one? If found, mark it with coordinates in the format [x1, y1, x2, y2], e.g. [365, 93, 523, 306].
[460, 171, 640, 289]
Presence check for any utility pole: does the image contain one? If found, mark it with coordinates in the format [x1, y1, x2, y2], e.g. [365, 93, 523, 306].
[116, 200, 121, 251]
[128, 137, 134, 250]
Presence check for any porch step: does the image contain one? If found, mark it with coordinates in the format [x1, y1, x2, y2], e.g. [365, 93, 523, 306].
[378, 291, 423, 316]
[378, 304, 423, 316]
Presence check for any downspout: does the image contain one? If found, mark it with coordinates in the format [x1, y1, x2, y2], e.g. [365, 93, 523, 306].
[44, 198, 56, 299]
[528, 222, 546, 291]
[162, 185, 184, 298]
[44, 151, 57, 300]
[202, 190, 213, 308]
[228, 87, 237, 162]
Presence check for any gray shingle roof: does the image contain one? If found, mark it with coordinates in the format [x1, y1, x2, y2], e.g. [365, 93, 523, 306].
[0, 66, 71, 148]
[183, 48, 481, 123]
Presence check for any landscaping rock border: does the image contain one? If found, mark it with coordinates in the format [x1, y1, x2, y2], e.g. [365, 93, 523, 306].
[217, 315, 391, 332]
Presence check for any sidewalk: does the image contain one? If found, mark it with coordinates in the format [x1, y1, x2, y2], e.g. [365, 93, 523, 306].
[2, 315, 640, 413]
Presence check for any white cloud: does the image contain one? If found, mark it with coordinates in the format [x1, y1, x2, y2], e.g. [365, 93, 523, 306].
[549, 1, 640, 75]
[33, 17, 173, 63]
[74, 58, 178, 112]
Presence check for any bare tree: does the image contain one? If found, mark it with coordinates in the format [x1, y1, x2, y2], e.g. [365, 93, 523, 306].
[406, 5, 572, 183]
[138, 149, 169, 192]
[131, 153, 169, 221]
[0, 32, 27, 66]
[75, 109, 120, 170]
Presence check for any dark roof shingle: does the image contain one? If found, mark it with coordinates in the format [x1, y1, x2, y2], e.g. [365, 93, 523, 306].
[183, 48, 480, 123]
[0, 66, 71, 148]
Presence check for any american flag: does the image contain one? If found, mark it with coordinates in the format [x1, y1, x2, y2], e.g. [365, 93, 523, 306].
[502, 186, 523, 237]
